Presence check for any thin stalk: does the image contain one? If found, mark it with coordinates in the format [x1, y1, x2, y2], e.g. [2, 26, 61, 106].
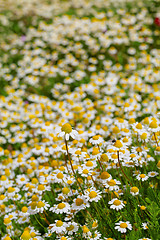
[64, 138, 84, 194]
[117, 151, 133, 186]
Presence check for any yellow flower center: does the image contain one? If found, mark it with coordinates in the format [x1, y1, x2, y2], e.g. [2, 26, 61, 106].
[67, 180, 72, 184]
[139, 174, 146, 178]
[4, 218, 11, 225]
[112, 154, 118, 159]
[129, 118, 135, 124]
[141, 133, 147, 140]
[61, 237, 67, 240]
[120, 223, 128, 228]
[100, 154, 109, 162]
[136, 123, 142, 129]
[83, 169, 89, 174]
[150, 172, 155, 176]
[36, 146, 41, 150]
[57, 173, 64, 179]
[92, 135, 100, 140]
[123, 137, 128, 142]
[0, 195, 5, 200]
[58, 203, 66, 209]
[62, 187, 70, 194]
[124, 103, 130, 107]
[114, 140, 123, 148]
[92, 148, 99, 155]
[30, 202, 37, 209]
[131, 187, 139, 193]
[156, 146, 160, 151]
[86, 161, 93, 167]
[149, 121, 158, 128]
[30, 232, 36, 237]
[100, 172, 110, 179]
[56, 220, 63, 227]
[89, 191, 97, 198]
[22, 206, 28, 213]
[112, 126, 120, 133]
[61, 123, 72, 133]
[75, 150, 81, 155]
[8, 187, 15, 193]
[66, 225, 74, 231]
[37, 201, 45, 208]
[140, 206, 146, 210]
[76, 198, 84, 206]
[82, 225, 89, 233]
[31, 178, 38, 184]
[1, 175, 7, 181]
[113, 200, 121, 206]
[20, 177, 25, 181]
[92, 221, 98, 228]
[4, 237, 12, 240]
[21, 231, 31, 240]
[143, 117, 149, 125]
[157, 161, 160, 168]
[108, 179, 116, 186]
[38, 185, 45, 191]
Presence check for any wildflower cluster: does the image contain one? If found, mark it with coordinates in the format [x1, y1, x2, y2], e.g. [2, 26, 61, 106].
[0, 0, 160, 240]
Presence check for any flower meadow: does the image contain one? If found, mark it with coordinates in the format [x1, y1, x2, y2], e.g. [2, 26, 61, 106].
[0, 0, 160, 239]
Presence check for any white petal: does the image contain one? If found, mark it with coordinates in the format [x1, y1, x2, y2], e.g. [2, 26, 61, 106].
[66, 134, 69, 141]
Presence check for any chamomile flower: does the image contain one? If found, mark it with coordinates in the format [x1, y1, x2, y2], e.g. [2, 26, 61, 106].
[108, 198, 125, 211]
[50, 202, 70, 214]
[142, 222, 149, 230]
[85, 188, 102, 202]
[57, 123, 78, 140]
[66, 222, 79, 235]
[136, 173, 149, 181]
[49, 220, 67, 234]
[130, 186, 139, 196]
[115, 221, 132, 233]
[105, 179, 121, 191]
[36, 200, 50, 213]
[89, 135, 104, 145]
[148, 171, 159, 177]
[72, 195, 90, 211]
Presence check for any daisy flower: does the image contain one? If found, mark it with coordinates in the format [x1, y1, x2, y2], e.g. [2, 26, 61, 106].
[85, 188, 102, 202]
[148, 171, 159, 177]
[90, 230, 102, 240]
[72, 195, 90, 211]
[136, 173, 149, 181]
[36, 200, 50, 213]
[78, 167, 93, 177]
[89, 135, 104, 145]
[56, 123, 78, 140]
[66, 222, 79, 235]
[81, 160, 97, 170]
[50, 202, 70, 214]
[108, 198, 125, 211]
[49, 220, 67, 234]
[115, 221, 132, 233]
[130, 186, 139, 196]
[105, 179, 121, 191]
[142, 222, 149, 230]
[148, 120, 160, 132]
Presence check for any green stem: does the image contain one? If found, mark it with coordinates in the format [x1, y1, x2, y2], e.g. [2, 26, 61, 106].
[117, 150, 132, 186]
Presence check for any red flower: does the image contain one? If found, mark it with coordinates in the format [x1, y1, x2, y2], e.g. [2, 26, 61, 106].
[154, 17, 160, 26]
